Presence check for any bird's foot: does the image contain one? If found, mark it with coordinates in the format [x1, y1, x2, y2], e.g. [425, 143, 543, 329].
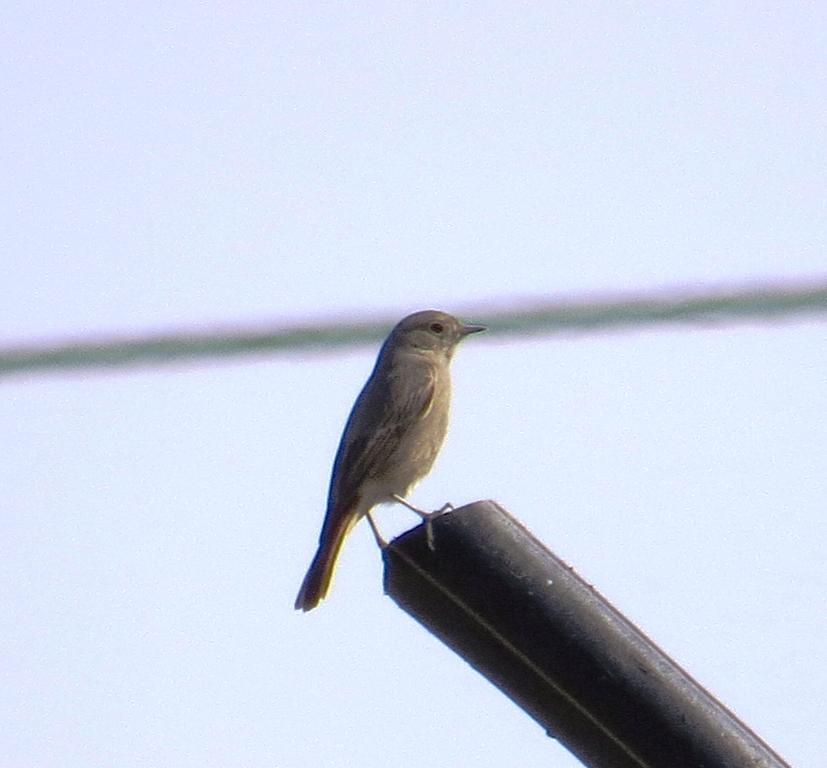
[425, 503, 455, 550]
[392, 495, 454, 551]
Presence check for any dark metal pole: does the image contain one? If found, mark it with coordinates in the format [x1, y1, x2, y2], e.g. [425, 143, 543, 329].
[383, 500, 790, 768]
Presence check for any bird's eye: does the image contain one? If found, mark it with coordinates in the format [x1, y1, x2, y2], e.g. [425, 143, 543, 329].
[429, 322, 444, 334]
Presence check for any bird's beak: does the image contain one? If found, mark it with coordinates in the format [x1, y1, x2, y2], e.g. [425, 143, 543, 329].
[459, 323, 487, 336]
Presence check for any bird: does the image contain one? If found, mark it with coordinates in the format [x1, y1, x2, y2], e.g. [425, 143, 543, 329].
[294, 309, 486, 611]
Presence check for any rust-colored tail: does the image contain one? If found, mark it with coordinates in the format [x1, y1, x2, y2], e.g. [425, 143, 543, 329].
[295, 508, 358, 611]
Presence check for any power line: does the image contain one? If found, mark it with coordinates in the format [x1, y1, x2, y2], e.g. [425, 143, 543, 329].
[2, 279, 826, 379]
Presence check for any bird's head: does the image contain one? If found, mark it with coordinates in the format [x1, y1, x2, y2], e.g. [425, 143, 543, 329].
[390, 310, 486, 357]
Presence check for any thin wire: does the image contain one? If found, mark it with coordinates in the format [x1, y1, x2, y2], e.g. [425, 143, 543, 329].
[2, 279, 826, 379]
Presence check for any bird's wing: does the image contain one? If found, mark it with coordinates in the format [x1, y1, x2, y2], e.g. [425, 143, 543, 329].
[327, 358, 436, 513]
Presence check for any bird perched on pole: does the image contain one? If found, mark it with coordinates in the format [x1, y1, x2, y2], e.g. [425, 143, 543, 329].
[294, 309, 486, 611]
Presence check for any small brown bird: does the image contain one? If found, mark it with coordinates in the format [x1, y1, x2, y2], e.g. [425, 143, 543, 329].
[294, 309, 485, 611]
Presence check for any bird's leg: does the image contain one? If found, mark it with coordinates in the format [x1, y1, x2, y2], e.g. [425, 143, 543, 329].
[391, 493, 431, 518]
[392, 494, 454, 551]
[365, 512, 387, 549]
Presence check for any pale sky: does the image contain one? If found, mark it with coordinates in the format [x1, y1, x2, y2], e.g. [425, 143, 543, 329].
[2, 4, 825, 767]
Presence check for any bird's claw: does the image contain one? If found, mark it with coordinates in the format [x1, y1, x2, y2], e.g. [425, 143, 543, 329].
[425, 502, 454, 550]
[392, 495, 455, 551]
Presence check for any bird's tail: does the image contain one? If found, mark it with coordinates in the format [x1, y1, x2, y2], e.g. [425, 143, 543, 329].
[294, 506, 359, 612]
